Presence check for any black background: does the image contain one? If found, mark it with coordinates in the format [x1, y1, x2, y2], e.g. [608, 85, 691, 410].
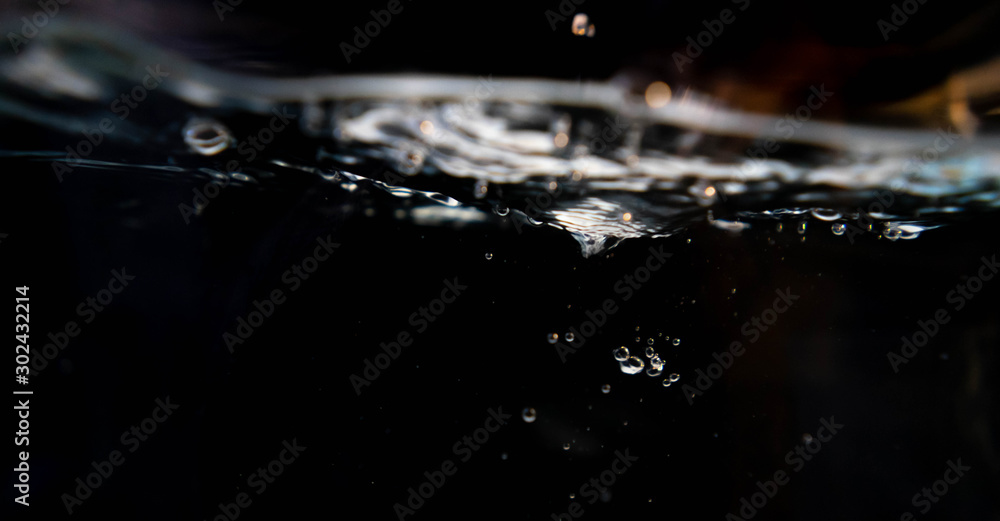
[2, 0, 1000, 520]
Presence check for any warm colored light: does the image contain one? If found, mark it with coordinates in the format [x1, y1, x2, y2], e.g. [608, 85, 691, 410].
[705, 186, 716, 197]
[420, 120, 434, 135]
[622, 212, 632, 222]
[572, 14, 589, 36]
[554, 132, 569, 147]
[645, 81, 672, 108]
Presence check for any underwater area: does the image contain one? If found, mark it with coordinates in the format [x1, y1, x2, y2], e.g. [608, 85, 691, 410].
[2, 0, 1000, 519]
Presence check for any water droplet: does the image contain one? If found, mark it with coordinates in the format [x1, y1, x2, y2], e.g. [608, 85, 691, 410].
[810, 209, 842, 221]
[620, 356, 645, 375]
[601, 384, 611, 394]
[644, 346, 655, 358]
[661, 379, 672, 387]
[484, 252, 493, 260]
[565, 332, 575, 342]
[646, 365, 663, 377]
[183, 119, 232, 156]
[613, 347, 629, 361]
[547, 333, 559, 344]
[831, 223, 846, 236]
[797, 221, 807, 235]
[672, 338, 681, 346]
[562, 442, 571, 450]
[647, 338, 655, 346]
[669, 373, 680, 382]
[522, 408, 537, 423]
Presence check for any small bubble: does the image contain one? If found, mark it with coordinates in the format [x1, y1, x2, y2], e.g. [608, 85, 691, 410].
[494, 205, 509, 216]
[645, 366, 663, 377]
[569, 493, 576, 499]
[474, 179, 489, 199]
[563, 442, 571, 450]
[686, 238, 692, 243]
[644, 346, 655, 358]
[522, 407, 537, 423]
[650, 356, 663, 370]
[635, 336, 641, 343]
[647, 338, 655, 346]
[613, 347, 629, 361]
[672, 338, 681, 346]
[775, 223, 783, 233]
[547, 333, 559, 344]
[485, 252, 493, 260]
[661, 379, 672, 387]
[797, 221, 807, 235]
[565, 332, 575, 342]
[831, 223, 846, 236]
[601, 384, 611, 394]
[669, 373, 680, 382]
[635, 326, 640, 332]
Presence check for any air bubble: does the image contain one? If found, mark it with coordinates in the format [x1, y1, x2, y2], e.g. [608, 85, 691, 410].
[474, 179, 489, 199]
[810, 209, 842, 221]
[647, 338, 655, 346]
[494, 205, 509, 216]
[485, 252, 493, 260]
[661, 380, 672, 387]
[522, 408, 537, 423]
[672, 338, 681, 346]
[183, 119, 232, 156]
[563, 442, 571, 450]
[831, 223, 846, 236]
[797, 221, 807, 235]
[669, 373, 680, 382]
[613, 347, 629, 361]
[620, 356, 644, 375]
[644, 346, 655, 358]
[571, 13, 589, 35]
[646, 366, 663, 377]
[601, 384, 611, 394]
[547, 333, 559, 344]
[650, 356, 663, 370]
[565, 332, 575, 342]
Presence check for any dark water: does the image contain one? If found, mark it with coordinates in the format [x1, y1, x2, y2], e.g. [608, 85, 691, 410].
[3, 3, 1000, 521]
